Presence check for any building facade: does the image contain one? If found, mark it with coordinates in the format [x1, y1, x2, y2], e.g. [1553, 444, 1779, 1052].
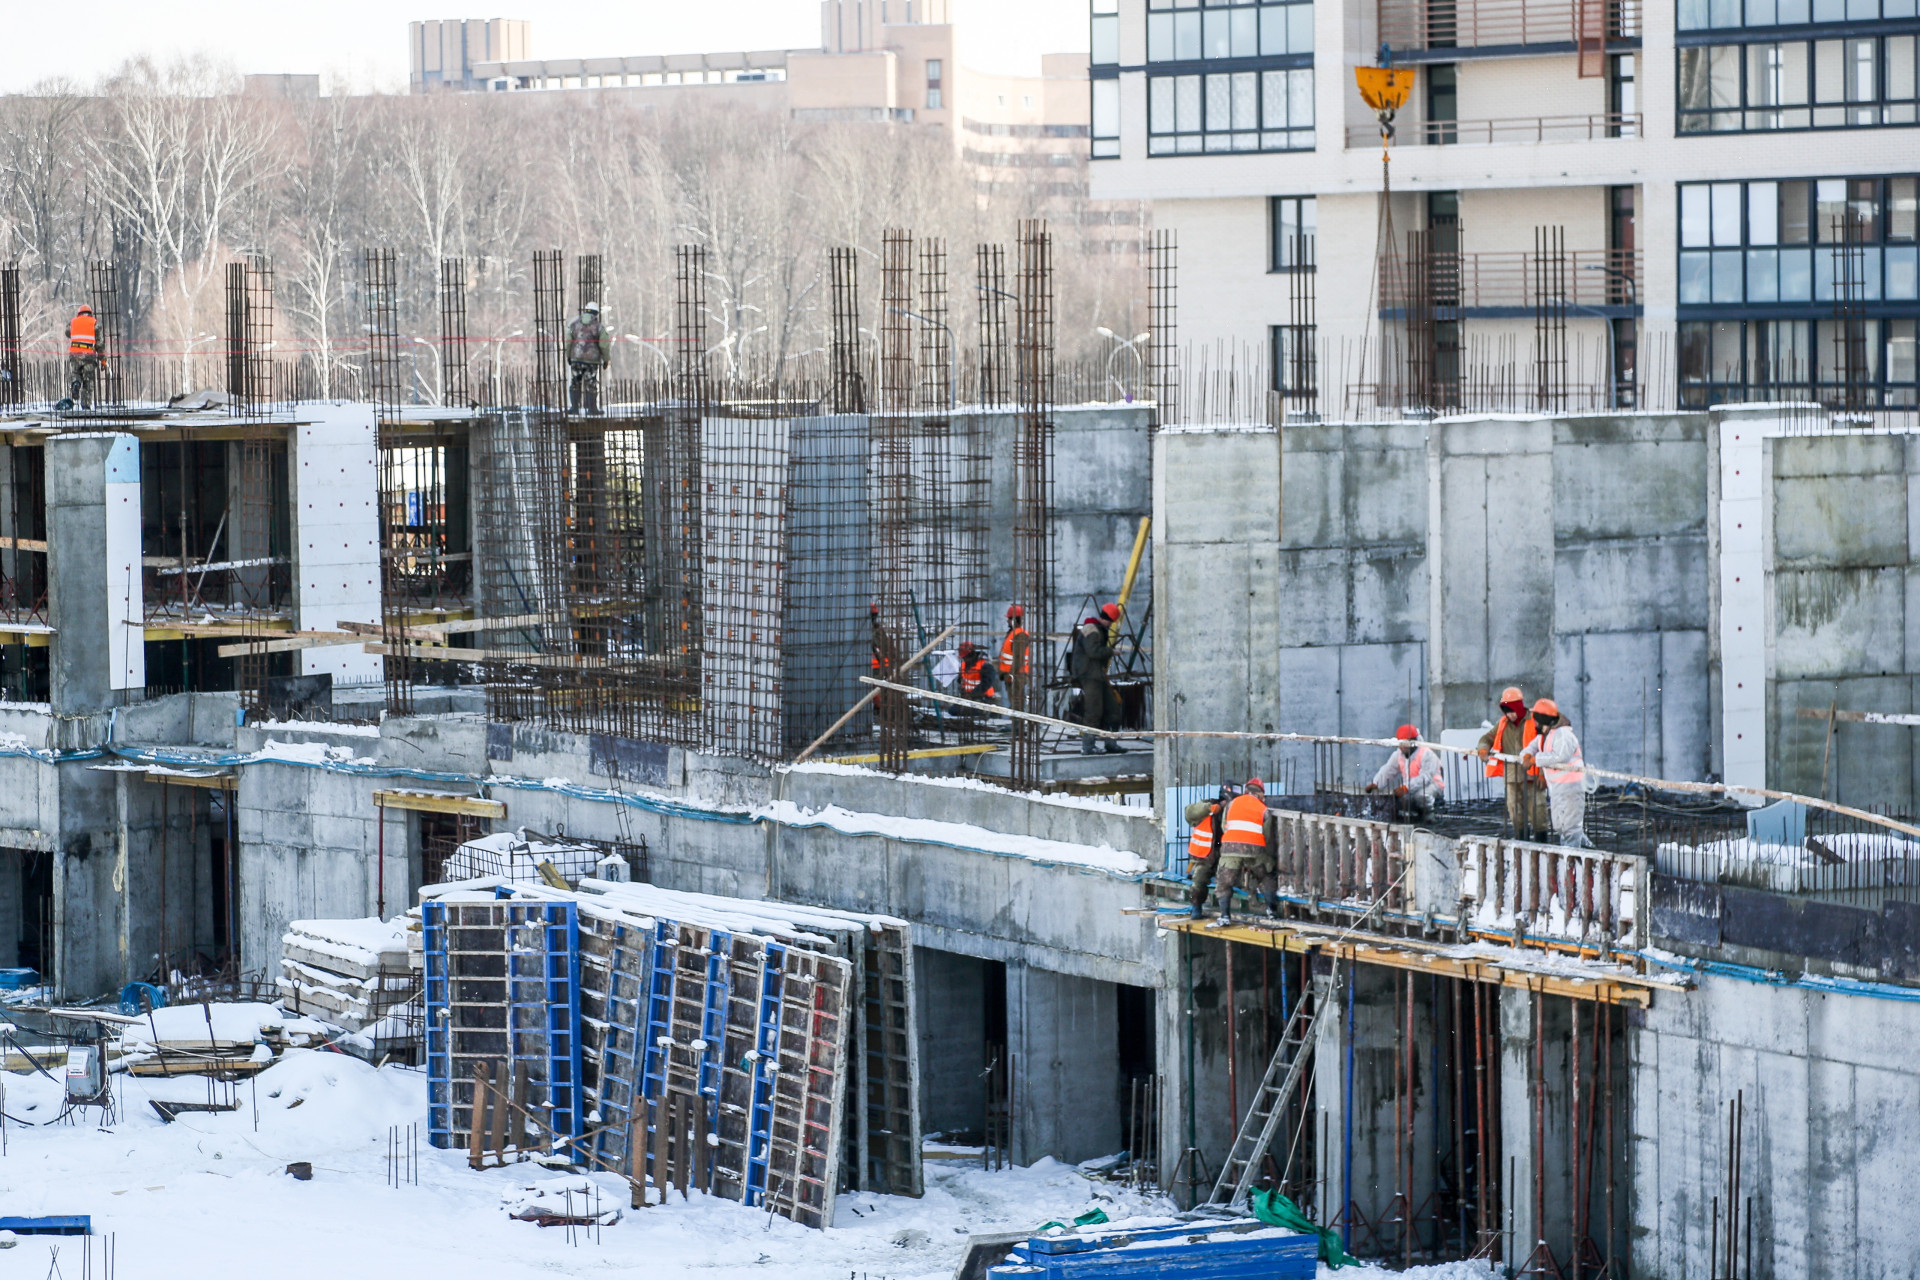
[1088, 0, 1920, 412]
[408, 18, 531, 93]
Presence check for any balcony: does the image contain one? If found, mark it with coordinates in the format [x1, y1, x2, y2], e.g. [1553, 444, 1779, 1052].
[1378, 0, 1640, 60]
[1381, 248, 1642, 312]
[1347, 112, 1641, 147]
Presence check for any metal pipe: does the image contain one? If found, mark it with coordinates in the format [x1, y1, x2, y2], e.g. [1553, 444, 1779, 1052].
[376, 796, 386, 919]
[1343, 967, 1354, 1252]
[1226, 939, 1238, 1139]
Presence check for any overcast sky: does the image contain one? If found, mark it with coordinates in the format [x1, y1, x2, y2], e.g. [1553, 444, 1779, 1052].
[0, 0, 1089, 93]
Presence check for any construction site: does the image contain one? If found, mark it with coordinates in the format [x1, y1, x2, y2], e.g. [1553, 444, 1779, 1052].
[0, 109, 1917, 1280]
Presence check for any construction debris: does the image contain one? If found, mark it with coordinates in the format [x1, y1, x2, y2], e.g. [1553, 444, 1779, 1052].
[276, 917, 414, 1032]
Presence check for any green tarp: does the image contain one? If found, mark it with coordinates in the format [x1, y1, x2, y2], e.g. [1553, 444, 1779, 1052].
[1250, 1188, 1360, 1269]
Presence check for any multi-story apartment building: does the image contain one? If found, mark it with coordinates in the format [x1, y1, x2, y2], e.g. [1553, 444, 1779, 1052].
[1087, 0, 1920, 410]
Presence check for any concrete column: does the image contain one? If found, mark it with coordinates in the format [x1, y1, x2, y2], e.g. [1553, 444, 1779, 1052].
[291, 402, 381, 682]
[46, 433, 142, 712]
[1713, 406, 1774, 791]
[1310, 964, 1349, 1232]
[1499, 983, 1576, 1272]
[1011, 960, 1120, 1165]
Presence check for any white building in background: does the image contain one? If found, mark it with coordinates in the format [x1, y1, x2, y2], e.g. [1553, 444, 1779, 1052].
[1087, 0, 1920, 412]
[409, 18, 531, 93]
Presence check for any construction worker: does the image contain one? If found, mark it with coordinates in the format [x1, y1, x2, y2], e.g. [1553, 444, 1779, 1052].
[955, 641, 1001, 703]
[1069, 602, 1124, 755]
[1521, 698, 1592, 848]
[1365, 724, 1445, 819]
[998, 605, 1031, 703]
[66, 304, 102, 408]
[1210, 778, 1278, 925]
[1183, 785, 1231, 916]
[869, 602, 904, 729]
[1477, 687, 1548, 841]
[566, 299, 609, 413]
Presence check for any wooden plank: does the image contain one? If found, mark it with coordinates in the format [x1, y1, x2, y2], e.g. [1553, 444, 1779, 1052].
[215, 631, 362, 657]
[371, 788, 505, 819]
[363, 641, 612, 670]
[0, 536, 47, 552]
[1157, 916, 1660, 1007]
[135, 771, 237, 791]
[142, 619, 295, 641]
[469, 1060, 490, 1168]
[824, 743, 1001, 765]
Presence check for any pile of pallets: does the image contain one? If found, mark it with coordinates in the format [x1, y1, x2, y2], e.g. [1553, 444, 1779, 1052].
[277, 917, 415, 1033]
[420, 878, 921, 1229]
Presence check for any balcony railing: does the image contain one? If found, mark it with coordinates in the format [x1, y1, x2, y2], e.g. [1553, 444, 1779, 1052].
[1378, 0, 1640, 54]
[1383, 248, 1641, 310]
[1271, 811, 1412, 913]
[1458, 835, 1647, 955]
[1349, 113, 1641, 147]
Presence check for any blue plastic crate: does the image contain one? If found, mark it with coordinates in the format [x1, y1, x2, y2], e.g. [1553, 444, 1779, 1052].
[0, 968, 38, 990]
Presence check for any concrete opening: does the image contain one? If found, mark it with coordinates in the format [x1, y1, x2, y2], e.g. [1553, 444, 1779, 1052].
[3, 846, 53, 976]
[913, 946, 1004, 1145]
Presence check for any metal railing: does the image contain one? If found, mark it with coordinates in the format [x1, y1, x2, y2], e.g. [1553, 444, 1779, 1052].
[1457, 835, 1647, 954]
[1272, 811, 1413, 913]
[1351, 113, 1640, 147]
[1383, 249, 1641, 310]
[1377, 0, 1640, 51]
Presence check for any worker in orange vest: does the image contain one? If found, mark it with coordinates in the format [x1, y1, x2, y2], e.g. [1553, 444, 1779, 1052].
[869, 602, 905, 730]
[1366, 724, 1445, 819]
[1182, 784, 1231, 916]
[1520, 698, 1592, 848]
[1209, 778, 1278, 926]
[956, 641, 1000, 703]
[66, 304, 103, 408]
[997, 605, 1031, 696]
[1476, 686, 1547, 841]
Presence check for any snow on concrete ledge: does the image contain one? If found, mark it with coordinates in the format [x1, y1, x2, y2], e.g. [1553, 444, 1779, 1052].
[762, 800, 1149, 877]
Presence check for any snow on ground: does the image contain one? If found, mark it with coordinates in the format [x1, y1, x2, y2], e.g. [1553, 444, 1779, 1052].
[0, 1049, 1488, 1280]
[761, 801, 1149, 877]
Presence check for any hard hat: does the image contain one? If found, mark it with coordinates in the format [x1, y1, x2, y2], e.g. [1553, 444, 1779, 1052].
[1396, 724, 1419, 740]
[958, 641, 975, 658]
[1245, 777, 1265, 793]
[1532, 697, 1559, 718]
[869, 601, 880, 617]
[584, 300, 601, 312]
[1499, 686, 1525, 706]
[1100, 602, 1120, 621]
[1006, 604, 1024, 620]
[77, 304, 93, 314]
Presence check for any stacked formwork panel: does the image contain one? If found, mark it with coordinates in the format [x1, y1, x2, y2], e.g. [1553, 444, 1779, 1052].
[420, 880, 920, 1227]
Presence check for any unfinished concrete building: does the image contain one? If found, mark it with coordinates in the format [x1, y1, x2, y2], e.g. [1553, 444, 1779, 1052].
[2, 236, 1917, 1275]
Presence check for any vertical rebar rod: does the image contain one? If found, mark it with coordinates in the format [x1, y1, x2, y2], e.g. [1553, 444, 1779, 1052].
[87, 261, 125, 408]
[1148, 230, 1178, 427]
[0, 262, 18, 410]
[1010, 221, 1055, 788]
[440, 257, 471, 408]
[875, 231, 915, 771]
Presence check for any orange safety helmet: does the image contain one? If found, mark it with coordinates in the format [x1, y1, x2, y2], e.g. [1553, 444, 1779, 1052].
[1244, 777, 1265, 793]
[1532, 697, 1559, 718]
[76, 303, 93, 315]
[958, 641, 976, 659]
[1006, 604, 1024, 620]
[1499, 686, 1525, 707]
[1100, 602, 1120, 621]
[1396, 724, 1419, 740]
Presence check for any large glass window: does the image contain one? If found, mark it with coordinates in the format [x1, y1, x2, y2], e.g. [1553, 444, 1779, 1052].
[1092, 0, 1119, 65]
[1680, 0, 1919, 29]
[1148, 68, 1313, 152]
[1147, 0, 1314, 61]
[1679, 176, 1920, 305]
[1680, 34, 1919, 130]
[1270, 196, 1317, 269]
[1093, 78, 1121, 157]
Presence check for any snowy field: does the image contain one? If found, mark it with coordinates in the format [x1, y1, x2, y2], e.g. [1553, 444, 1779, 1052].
[0, 1049, 1492, 1280]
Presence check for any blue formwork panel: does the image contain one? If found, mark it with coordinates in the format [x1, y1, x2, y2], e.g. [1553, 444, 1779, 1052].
[422, 899, 452, 1148]
[588, 918, 653, 1173]
[742, 939, 786, 1205]
[696, 928, 732, 1147]
[0, 1216, 90, 1235]
[640, 919, 677, 1100]
[996, 1223, 1317, 1280]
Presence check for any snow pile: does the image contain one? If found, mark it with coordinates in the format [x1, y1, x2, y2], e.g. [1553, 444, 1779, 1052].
[252, 737, 377, 767]
[1655, 831, 1920, 894]
[502, 1174, 623, 1225]
[118, 1002, 325, 1051]
[761, 800, 1150, 877]
[440, 831, 609, 886]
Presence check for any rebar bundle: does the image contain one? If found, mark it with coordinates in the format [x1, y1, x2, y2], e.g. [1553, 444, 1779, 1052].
[1148, 230, 1177, 427]
[439, 257, 471, 408]
[1533, 226, 1569, 413]
[0, 262, 20, 411]
[1010, 220, 1056, 788]
[874, 231, 915, 771]
[87, 261, 126, 409]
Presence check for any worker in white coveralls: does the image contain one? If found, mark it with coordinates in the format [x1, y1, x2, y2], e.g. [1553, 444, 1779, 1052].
[1365, 724, 1445, 818]
[1520, 698, 1593, 848]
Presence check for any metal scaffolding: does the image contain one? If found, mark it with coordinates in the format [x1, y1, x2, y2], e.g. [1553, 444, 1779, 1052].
[1010, 220, 1057, 788]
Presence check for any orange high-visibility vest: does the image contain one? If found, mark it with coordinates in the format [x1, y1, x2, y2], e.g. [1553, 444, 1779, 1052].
[1486, 716, 1540, 779]
[959, 656, 997, 698]
[1221, 792, 1269, 848]
[998, 626, 1030, 676]
[1187, 813, 1216, 863]
[68, 313, 98, 355]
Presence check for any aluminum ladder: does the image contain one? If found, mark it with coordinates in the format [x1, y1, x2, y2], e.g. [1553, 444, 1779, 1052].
[1206, 970, 1341, 1209]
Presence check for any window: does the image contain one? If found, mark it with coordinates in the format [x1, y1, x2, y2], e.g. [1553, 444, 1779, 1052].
[1092, 0, 1120, 65]
[1425, 64, 1458, 143]
[1610, 53, 1639, 133]
[1270, 196, 1317, 270]
[1679, 35, 1920, 130]
[1147, 0, 1315, 61]
[1022, 94, 1034, 109]
[1680, 0, 1920, 28]
[1270, 323, 1317, 401]
[926, 58, 943, 110]
[1147, 67, 1313, 152]
[1093, 78, 1121, 157]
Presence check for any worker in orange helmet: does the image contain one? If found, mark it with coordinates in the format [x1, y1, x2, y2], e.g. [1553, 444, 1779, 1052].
[998, 604, 1031, 707]
[65, 303, 103, 408]
[955, 641, 1001, 703]
[1207, 777, 1278, 925]
[1476, 686, 1548, 841]
[1069, 602, 1124, 755]
[1182, 782, 1232, 917]
[1520, 698, 1592, 848]
[1365, 724, 1444, 819]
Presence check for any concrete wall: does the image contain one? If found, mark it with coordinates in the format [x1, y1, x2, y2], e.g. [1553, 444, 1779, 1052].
[1632, 972, 1920, 1280]
[1156, 413, 1712, 789]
